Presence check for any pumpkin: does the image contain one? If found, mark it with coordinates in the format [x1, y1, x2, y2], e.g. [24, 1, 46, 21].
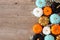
[43, 26, 51, 35]
[36, 0, 46, 8]
[51, 2, 60, 13]
[33, 34, 44, 40]
[51, 24, 60, 35]
[50, 14, 60, 24]
[44, 35, 55, 40]
[43, 6, 52, 16]
[38, 16, 49, 26]
[32, 8, 43, 17]
[33, 24, 42, 34]
[56, 35, 60, 40]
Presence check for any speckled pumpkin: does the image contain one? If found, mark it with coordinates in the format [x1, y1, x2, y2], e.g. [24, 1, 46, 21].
[33, 24, 42, 34]
[43, 6, 52, 16]
[51, 2, 60, 13]
[56, 35, 60, 40]
[33, 34, 44, 40]
[38, 16, 49, 26]
[51, 24, 60, 35]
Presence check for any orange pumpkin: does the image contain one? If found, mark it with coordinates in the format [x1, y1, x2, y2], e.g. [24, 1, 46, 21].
[43, 6, 52, 16]
[51, 24, 60, 35]
[33, 23, 42, 34]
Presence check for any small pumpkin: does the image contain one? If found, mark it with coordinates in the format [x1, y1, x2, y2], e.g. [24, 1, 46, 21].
[56, 35, 60, 40]
[43, 26, 51, 35]
[38, 16, 49, 26]
[33, 23, 42, 34]
[32, 8, 43, 17]
[43, 6, 52, 16]
[33, 34, 44, 40]
[50, 14, 60, 24]
[51, 2, 60, 13]
[44, 35, 55, 40]
[51, 24, 60, 35]
[36, 0, 46, 8]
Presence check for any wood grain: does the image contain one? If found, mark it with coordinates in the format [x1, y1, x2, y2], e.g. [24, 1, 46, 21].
[0, 0, 60, 40]
[0, 0, 38, 40]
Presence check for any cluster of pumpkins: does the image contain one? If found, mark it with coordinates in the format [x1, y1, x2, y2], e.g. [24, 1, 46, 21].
[32, 0, 60, 40]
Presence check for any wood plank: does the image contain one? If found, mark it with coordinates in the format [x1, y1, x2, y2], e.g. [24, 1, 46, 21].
[0, 0, 37, 40]
[0, 0, 59, 40]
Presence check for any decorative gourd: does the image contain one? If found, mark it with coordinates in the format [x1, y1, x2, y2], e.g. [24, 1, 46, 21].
[56, 35, 60, 40]
[43, 26, 51, 35]
[32, 8, 43, 17]
[33, 34, 44, 40]
[32, 0, 60, 40]
[33, 24, 42, 34]
[36, 0, 46, 8]
[44, 35, 55, 40]
[39, 16, 49, 26]
[51, 24, 60, 35]
[51, 2, 60, 13]
[43, 6, 52, 16]
[50, 14, 60, 24]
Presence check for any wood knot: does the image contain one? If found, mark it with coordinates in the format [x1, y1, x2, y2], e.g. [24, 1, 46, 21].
[14, 2, 18, 5]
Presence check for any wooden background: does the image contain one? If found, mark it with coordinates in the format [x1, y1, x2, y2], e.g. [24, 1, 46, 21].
[0, 0, 60, 40]
[0, 0, 39, 40]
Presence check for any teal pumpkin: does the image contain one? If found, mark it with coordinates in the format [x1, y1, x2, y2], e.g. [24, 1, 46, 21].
[44, 35, 55, 40]
[50, 14, 60, 24]
[36, 0, 46, 8]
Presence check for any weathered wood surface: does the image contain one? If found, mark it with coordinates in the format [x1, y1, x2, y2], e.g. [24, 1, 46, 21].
[0, 0, 60, 40]
[0, 0, 38, 40]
